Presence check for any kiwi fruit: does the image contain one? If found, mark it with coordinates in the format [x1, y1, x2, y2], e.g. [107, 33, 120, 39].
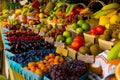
[90, 44, 102, 56]
[79, 46, 90, 55]
[104, 29, 113, 36]
[112, 31, 119, 39]
[99, 34, 111, 41]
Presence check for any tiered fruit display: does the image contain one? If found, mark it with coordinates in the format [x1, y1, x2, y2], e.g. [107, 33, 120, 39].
[23, 53, 66, 75]
[49, 60, 88, 80]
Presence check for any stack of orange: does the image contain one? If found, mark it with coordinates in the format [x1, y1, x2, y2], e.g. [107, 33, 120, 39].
[24, 53, 66, 75]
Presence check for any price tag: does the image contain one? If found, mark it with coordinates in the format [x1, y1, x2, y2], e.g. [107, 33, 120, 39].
[45, 37, 54, 44]
[56, 47, 68, 57]
[67, 47, 77, 59]
[39, 31, 45, 36]
[54, 42, 65, 48]
[77, 55, 94, 63]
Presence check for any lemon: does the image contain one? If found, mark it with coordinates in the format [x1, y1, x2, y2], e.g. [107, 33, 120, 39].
[110, 15, 120, 24]
[99, 16, 110, 26]
[15, 9, 22, 15]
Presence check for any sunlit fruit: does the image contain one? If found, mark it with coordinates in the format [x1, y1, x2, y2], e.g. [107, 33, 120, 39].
[76, 28, 83, 34]
[82, 23, 90, 31]
[65, 37, 73, 45]
[63, 31, 72, 37]
[71, 23, 78, 30]
[77, 20, 85, 26]
[56, 35, 65, 42]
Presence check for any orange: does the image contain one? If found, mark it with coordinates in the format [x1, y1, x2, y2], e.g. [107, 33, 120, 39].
[45, 56, 50, 61]
[59, 57, 64, 63]
[48, 58, 54, 63]
[53, 61, 59, 65]
[108, 59, 120, 66]
[43, 60, 47, 63]
[35, 68, 43, 75]
[49, 53, 55, 58]
[115, 62, 120, 80]
[28, 62, 36, 68]
[50, 61, 54, 65]
[55, 56, 60, 60]
[38, 63, 44, 69]
[30, 66, 36, 72]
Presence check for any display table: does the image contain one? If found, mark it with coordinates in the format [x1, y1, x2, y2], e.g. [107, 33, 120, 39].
[0, 22, 25, 80]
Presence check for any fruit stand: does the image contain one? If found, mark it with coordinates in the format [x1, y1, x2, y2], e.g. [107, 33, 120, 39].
[0, 0, 120, 80]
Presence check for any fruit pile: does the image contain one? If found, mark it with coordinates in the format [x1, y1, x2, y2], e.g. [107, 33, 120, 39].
[49, 60, 88, 80]
[45, 26, 66, 39]
[71, 19, 91, 34]
[56, 30, 73, 45]
[9, 50, 55, 65]
[23, 53, 66, 75]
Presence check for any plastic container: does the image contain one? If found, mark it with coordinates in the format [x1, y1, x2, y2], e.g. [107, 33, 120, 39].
[3, 28, 9, 32]
[5, 50, 15, 58]
[22, 67, 43, 80]
[7, 59, 23, 74]
[98, 39, 115, 50]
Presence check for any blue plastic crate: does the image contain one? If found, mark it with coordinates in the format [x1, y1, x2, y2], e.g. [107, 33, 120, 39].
[22, 68, 43, 80]
[4, 44, 11, 50]
[5, 50, 15, 58]
[7, 59, 23, 74]
[3, 28, 9, 32]
[4, 38, 10, 44]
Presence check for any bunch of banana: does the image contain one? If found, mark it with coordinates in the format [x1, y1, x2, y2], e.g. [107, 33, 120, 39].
[54, 2, 66, 10]
[66, 4, 75, 16]
[107, 41, 120, 61]
[92, 3, 120, 19]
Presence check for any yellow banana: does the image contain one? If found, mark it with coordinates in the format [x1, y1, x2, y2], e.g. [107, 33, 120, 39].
[106, 10, 118, 18]
[102, 3, 120, 10]
[93, 9, 116, 19]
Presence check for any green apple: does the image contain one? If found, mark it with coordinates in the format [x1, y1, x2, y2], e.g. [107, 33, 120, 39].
[82, 23, 90, 31]
[71, 23, 78, 30]
[65, 37, 73, 45]
[77, 20, 85, 26]
[63, 31, 72, 37]
[76, 28, 83, 33]
[36, 24, 42, 29]
[56, 35, 65, 42]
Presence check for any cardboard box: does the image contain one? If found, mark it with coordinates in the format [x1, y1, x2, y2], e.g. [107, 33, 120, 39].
[83, 32, 96, 44]
[98, 39, 115, 50]
[67, 47, 77, 59]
